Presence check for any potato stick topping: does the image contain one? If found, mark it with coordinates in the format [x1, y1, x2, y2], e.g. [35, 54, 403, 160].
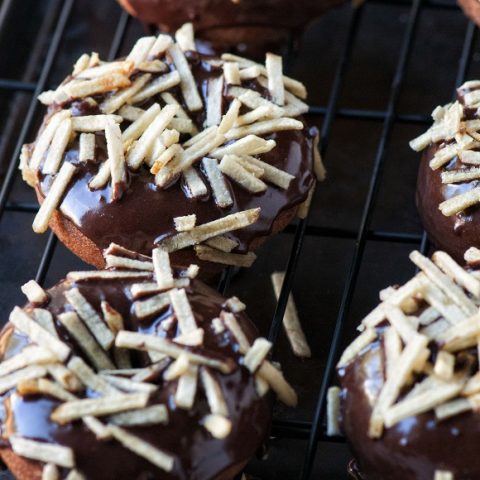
[23, 30, 317, 260]
[10, 436, 75, 468]
[1, 245, 299, 476]
[64, 288, 115, 350]
[336, 247, 480, 441]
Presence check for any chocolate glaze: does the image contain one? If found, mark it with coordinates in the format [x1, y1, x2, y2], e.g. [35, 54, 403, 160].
[0, 271, 272, 479]
[32, 52, 316, 260]
[338, 339, 480, 480]
[116, 0, 345, 55]
[416, 87, 480, 263]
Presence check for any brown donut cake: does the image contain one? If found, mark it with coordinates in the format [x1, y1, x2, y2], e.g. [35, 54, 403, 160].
[411, 80, 480, 263]
[116, 0, 347, 56]
[458, 0, 480, 27]
[330, 248, 480, 479]
[0, 244, 297, 479]
[20, 25, 321, 273]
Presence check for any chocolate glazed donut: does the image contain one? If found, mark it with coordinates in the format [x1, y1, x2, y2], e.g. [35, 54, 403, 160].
[334, 249, 480, 479]
[21, 29, 319, 276]
[413, 81, 480, 263]
[117, 0, 347, 56]
[0, 246, 297, 479]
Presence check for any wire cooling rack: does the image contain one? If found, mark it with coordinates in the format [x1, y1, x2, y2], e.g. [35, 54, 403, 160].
[0, 0, 476, 478]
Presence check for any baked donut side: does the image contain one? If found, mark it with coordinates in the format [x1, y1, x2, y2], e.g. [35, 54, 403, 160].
[411, 80, 480, 263]
[21, 25, 321, 272]
[116, 0, 346, 56]
[331, 248, 480, 479]
[0, 245, 297, 479]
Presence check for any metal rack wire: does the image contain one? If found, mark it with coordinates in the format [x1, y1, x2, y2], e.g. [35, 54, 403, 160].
[0, 0, 475, 478]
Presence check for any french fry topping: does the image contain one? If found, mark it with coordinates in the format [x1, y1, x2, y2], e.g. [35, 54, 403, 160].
[337, 248, 480, 442]
[1, 243, 298, 476]
[23, 26, 319, 265]
[409, 81, 480, 216]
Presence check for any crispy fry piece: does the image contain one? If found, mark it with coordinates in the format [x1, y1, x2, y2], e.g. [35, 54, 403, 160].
[168, 44, 202, 111]
[0, 365, 47, 394]
[175, 364, 198, 409]
[67, 356, 118, 395]
[326, 386, 341, 436]
[105, 118, 126, 201]
[169, 288, 197, 334]
[71, 114, 122, 132]
[51, 392, 149, 424]
[115, 331, 233, 373]
[134, 292, 171, 319]
[42, 463, 59, 480]
[149, 34, 173, 58]
[159, 208, 260, 252]
[109, 404, 168, 426]
[10, 436, 74, 468]
[58, 312, 114, 370]
[205, 236, 238, 253]
[127, 36, 156, 67]
[65, 288, 114, 350]
[42, 117, 73, 175]
[164, 354, 190, 381]
[183, 167, 208, 198]
[244, 338, 272, 373]
[226, 117, 303, 141]
[101, 73, 151, 114]
[174, 214, 196, 232]
[64, 73, 131, 99]
[175, 22, 196, 51]
[368, 334, 429, 438]
[195, 246, 256, 267]
[202, 414, 232, 439]
[271, 272, 311, 358]
[219, 155, 267, 193]
[33, 309, 57, 337]
[9, 307, 70, 361]
[33, 162, 77, 233]
[211, 135, 275, 159]
[439, 187, 480, 216]
[67, 271, 151, 281]
[223, 62, 240, 85]
[21, 280, 48, 304]
[152, 248, 174, 289]
[107, 425, 174, 471]
[29, 111, 71, 169]
[122, 103, 160, 144]
[130, 71, 181, 105]
[127, 105, 179, 169]
[202, 157, 233, 208]
[88, 160, 110, 190]
[257, 361, 297, 406]
[46, 364, 83, 392]
[79, 133, 95, 162]
[0, 345, 55, 377]
[222, 312, 250, 353]
[432, 250, 480, 297]
[200, 368, 228, 416]
[205, 75, 224, 127]
[266, 53, 285, 106]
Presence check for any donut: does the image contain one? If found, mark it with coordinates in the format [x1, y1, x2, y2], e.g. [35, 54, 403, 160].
[20, 25, 320, 274]
[116, 0, 347, 57]
[411, 80, 480, 263]
[0, 244, 297, 479]
[458, 0, 480, 27]
[332, 247, 480, 479]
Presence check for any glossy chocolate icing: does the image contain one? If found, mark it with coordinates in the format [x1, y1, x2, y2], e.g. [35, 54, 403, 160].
[416, 88, 480, 263]
[0, 271, 272, 479]
[338, 339, 480, 480]
[32, 53, 316, 259]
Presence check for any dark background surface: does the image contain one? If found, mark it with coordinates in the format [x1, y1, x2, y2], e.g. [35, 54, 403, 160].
[0, 0, 474, 478]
